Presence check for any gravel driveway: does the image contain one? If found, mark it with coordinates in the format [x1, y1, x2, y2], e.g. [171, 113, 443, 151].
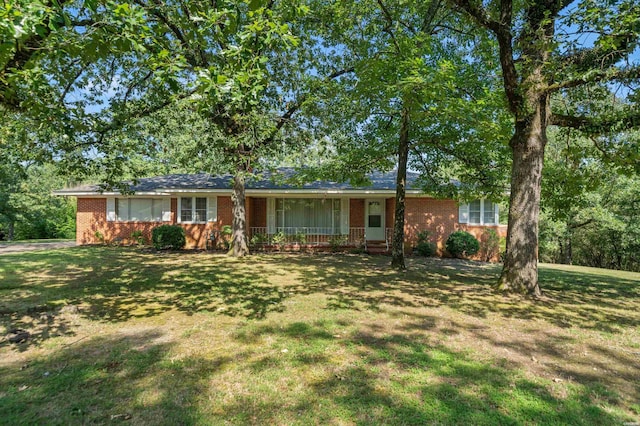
[0, 241, 76, 254]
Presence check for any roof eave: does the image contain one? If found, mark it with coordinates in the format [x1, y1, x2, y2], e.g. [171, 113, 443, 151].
[52, 190, 173, 196]
[54, 188, 427, 197]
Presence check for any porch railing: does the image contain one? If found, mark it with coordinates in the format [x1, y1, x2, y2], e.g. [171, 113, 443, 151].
[249, 227, 366, 247]
[248, 227, 397, 250]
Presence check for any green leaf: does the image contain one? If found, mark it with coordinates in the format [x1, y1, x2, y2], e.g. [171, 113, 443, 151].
[249, 0, 263, 12]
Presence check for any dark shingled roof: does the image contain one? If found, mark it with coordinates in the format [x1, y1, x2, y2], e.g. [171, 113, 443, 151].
[58, 168, 422, 193]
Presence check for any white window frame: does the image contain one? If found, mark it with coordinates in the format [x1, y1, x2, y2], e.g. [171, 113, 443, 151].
[459, 200, 499, 225]
[469, 200, 482, 225]
[114, 198, 164, 222]
[482, 200, 497, 225]
[178, 196, 215, 224]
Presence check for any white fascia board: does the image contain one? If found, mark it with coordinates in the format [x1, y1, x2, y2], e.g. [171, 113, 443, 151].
[243, 189, 427, 196]
[54, 188, 430, 197]
[52, 191, 172, 197]
[161, 189, 231, 194]
[149, 188, 425, 196]
[118, 192, 173, 197]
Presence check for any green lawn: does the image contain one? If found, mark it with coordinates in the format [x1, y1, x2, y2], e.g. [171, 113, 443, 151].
[1, 247, 639, 425]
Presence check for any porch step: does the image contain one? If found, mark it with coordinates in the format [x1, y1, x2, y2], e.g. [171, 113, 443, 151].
[366, 241, 389, 254]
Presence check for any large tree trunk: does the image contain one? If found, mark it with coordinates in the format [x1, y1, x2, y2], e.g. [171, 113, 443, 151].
[391, 107, 409, 270]
[229, 173, 250, 257]
[496, 108, 547, 296]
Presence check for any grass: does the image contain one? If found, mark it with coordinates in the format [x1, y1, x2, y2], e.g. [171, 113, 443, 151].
[1, 246, 639, 425]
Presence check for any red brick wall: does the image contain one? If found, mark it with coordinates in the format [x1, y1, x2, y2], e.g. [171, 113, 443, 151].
[76, 198, 171, 246]
[402, 198, 506, 260]
[76, 196, 240, 249]
[250, 198, 267, 228]
[181, 196, 235, 249]
[462, 224, 508, 262]
[404, 198, 458, 254]
[349, 199, 365, 227]
[77, 198, 107, 245]
[77, 196, 505, 257]
[385, 198, 395, 229]
[245, 197, 252, 233]
[218, 196, 233, 227]
[349, 197, 455, 252]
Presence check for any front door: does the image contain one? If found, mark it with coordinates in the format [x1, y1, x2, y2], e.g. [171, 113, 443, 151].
[365, 199, 385, 241]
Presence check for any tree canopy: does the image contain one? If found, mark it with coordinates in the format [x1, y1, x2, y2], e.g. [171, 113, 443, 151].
[450, 0, 640, 295]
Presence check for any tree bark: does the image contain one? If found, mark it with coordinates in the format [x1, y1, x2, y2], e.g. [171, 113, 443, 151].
[496, 106, 547, 296]
[391, 107, 409, 270]
[562, 229, 573, 265]
[229, 172, 250, 257]
[491, 0, 556, 297]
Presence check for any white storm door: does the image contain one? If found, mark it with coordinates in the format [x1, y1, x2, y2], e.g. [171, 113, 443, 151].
[365, 199, 385, 241]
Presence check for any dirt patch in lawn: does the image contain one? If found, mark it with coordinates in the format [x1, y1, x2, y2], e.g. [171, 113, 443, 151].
[0, 241, 76, 254]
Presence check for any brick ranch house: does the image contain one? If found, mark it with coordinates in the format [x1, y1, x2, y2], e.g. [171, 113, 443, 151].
[55, 169, 505, 255]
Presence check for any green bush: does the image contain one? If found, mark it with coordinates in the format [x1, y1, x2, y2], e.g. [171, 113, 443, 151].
[94, 230, 105, 244]
[479, 228, 500, 262]
[221, 225, 233, 250]
[270, 231, 288, 251]
[414, 230, 436, 256]
[446, 231, 479, 258]
[328, 234, 348, 252]
[293, 232, 307, 244]
[152, 225, 186, 250]
[250, 233, 270, 245]
[131, 230, 145, 245]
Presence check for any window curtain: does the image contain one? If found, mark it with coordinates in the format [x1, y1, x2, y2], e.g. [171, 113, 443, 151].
[116, 198, 162, 222]
[276, 199, 340, 233]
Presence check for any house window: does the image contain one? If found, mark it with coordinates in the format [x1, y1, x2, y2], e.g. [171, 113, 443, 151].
[463, 199, 497, 225]
[275, 198, 341, 234]
[469, 200, 482, 224]
[483, 201, 496, 224]
[180, 197, 207, 223]
[116, 198, 163, 222]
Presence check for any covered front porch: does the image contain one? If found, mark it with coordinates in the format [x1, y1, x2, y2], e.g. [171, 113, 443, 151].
[246, 196, 394, 252]
[247, 226, 394, 251]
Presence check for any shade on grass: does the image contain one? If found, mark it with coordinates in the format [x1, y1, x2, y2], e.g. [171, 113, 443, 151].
[1, 247, 639, 424]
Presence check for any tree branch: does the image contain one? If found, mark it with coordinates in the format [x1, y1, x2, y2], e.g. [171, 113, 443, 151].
[262, 67, 355, 146]
[568, 218, 594, 229]
[124, 70, 154, 103]
[376, 0, 402, 55]
[91, 88, 198, 141]
[136, 0, 205, 68]
[449, 0, 521, 113]
[422, 0, 443, 33]
[548, 65, 640, 92]
[58, 61, 90, 104]
[1, 2, 74, 109]
[550, 110, 640, 134]
[558, 32, 638, 72]
[449, 0, 502, 33]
